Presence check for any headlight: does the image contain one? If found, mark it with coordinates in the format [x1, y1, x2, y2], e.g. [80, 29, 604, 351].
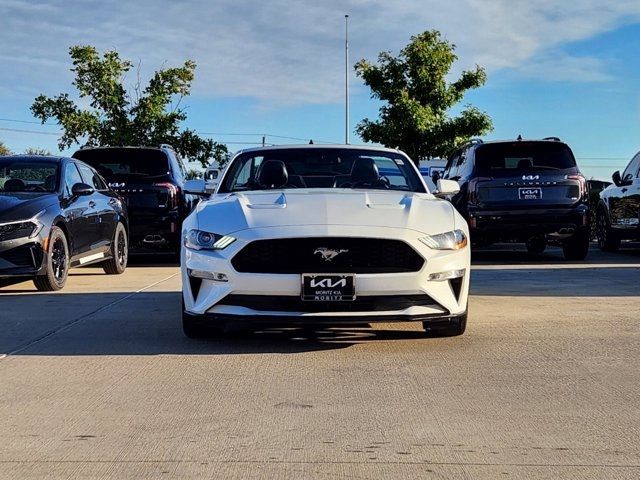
[0, 210, 45, 241]
[419, 229, 467, 250]
[184, 229, 236, 250]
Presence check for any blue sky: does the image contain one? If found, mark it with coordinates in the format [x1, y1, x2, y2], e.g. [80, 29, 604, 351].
[1, 0, 639, 180]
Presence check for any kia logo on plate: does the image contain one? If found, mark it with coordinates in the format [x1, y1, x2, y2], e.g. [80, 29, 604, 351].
[310, 278, 348, 288]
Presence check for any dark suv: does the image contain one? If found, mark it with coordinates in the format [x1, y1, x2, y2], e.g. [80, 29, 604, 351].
[440, 137, 590, 260]
[596, 150, 640, 251]
[72, 145, 198, 254]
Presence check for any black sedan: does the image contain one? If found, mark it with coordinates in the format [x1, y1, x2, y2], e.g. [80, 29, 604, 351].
[0, 155, 129, 291]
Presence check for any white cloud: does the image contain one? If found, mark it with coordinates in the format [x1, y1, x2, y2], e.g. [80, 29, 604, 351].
[0, 0, 639, 106]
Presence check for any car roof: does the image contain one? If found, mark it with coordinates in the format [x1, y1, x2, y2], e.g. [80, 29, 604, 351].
[472, 138, 569, 147]
[0, 155, 67, 163]
[235, 144, 406, 155]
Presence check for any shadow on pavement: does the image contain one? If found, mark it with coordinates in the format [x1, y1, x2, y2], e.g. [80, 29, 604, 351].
[0, 291, 440, 356]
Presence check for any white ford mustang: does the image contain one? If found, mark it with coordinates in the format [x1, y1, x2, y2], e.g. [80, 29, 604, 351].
[181, 145, 469, 337]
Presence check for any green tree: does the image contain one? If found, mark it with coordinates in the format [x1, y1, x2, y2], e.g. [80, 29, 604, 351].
[31, 45, 227, 167]
[0, 139, 11, 156]
[24, 147, 52, 156]
[355, 30, 493, 164]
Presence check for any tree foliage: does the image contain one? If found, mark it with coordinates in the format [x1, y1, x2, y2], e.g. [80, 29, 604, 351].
[31, 46, 227, 167]
[24, 147, 52, 156]
[0, 140, 11, 156]
[355, 30, 493, 163]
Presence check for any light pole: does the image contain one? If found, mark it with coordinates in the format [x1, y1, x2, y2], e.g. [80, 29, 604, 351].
[345, 14, 349, 145]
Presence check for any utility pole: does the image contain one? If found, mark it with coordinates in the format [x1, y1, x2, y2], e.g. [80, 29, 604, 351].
[345, 14, 350, 145]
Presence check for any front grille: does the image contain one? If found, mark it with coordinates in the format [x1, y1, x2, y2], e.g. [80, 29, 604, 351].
[231, 237, 424, 274]
[218, 294, 437, 313]
[0, 245, 38, 267]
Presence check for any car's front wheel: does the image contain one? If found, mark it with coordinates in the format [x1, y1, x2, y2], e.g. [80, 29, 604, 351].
[596, 209, 621, 252]
[34, 226, 69, 291]
[102, 222, 128, 274]
[562, 230, 590, 260]
[423, 312, 467, 337]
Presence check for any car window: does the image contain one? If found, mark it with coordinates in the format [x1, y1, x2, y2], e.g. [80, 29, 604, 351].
[0, 159, 58, 193]
[77, 163, 107, 190]
[475, 142, 577, 173]
[64, 162, 84, 196]
[73, 148, 171, 181]
[220, 149, 425, 193]
[622, 153, 640, 181]
[445, 151, 460, 179]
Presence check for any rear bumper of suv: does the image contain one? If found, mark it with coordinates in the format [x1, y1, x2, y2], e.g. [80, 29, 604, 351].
[129, 211, 181, 251]
[468, 205, 589, 241]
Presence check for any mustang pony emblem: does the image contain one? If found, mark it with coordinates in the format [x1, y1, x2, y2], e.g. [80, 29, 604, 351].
[314, 248, 348, 262]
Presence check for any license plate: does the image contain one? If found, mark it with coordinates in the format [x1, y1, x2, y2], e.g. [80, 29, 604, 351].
[519, 187, 542, 200]
[301, 274, 355, 301]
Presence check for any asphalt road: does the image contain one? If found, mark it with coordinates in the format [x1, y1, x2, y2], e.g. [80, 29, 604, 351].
[1, 245, 639, 479]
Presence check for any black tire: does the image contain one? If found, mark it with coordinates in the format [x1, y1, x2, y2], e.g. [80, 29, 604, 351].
[102, 222, 128, 274]
[562, 230, 590, 260]
[423, 312, 467, 337]
[33, 226, 69, 291]
[596, 209, 621, 252]
[182, 299, 223, 338]
[526, 236, 546, 254]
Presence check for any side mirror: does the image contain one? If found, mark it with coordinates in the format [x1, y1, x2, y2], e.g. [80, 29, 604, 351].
[612, 171, 621, 187]
[71, 182, 94, 196]
[434, 179, 460, 198]
[184, 179, 208, 196]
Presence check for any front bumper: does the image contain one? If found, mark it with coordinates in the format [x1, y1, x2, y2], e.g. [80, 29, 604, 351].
[0, 237, 46, 278]
[181, 225, 470, 324]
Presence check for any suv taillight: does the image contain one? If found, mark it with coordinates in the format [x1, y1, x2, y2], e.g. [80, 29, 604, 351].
[467, 177, 492, 204]
[565, 174, 587, 201]
[154, 182, 179, 208]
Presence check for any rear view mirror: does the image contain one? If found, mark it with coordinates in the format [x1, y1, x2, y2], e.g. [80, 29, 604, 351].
[434, 179, 460, 198]
[184, 179, 207, 196]
[71, 183, 94, 196]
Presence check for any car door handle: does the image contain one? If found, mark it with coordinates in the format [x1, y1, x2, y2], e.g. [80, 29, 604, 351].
[621, 188, 628, 193]
[89, 201, 96, 208]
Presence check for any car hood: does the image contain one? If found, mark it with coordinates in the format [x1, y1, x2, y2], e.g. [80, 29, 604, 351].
[195, 189, 457, 235]
[0, 192, 58, 223]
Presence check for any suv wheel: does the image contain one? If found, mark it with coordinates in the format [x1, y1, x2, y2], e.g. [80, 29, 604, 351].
[34, 226, 69, 291]
[596, 210, 621, 252]
[562, 230, 590, 260]
[526, 236, 546, 254]
[423, 312, 467, 337]
[102, 222, 128, 274]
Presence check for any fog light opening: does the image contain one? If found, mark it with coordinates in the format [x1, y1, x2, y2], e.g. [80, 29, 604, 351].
[428, 269, 465, 282]
[188, 269, 229, 282]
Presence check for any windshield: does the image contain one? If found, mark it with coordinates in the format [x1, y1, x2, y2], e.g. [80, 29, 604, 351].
[219, 148, 426, 193]
[73, 148, 170, 181]
[0, 159, 59, 193]
[475, 142, 577, 173]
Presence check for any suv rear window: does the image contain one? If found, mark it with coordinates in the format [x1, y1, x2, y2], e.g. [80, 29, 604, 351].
[73, 148, 170, 181]
[475, 142, 576, 172]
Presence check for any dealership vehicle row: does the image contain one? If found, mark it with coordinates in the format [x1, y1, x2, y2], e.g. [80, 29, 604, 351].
[1, 137, 640, 338]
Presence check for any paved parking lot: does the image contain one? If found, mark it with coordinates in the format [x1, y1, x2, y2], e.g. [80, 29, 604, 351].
[1, 246, 639, 479]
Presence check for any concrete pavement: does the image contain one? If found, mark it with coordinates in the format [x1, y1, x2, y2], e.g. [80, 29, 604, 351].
[1, 247, 639, 479]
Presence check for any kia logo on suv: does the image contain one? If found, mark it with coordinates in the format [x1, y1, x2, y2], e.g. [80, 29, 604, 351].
[522, 175, 540, 181]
